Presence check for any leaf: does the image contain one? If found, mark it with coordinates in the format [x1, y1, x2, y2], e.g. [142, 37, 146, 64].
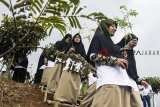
[35, 0, 43, 9]
[74, 17, 81, 29]
[39, 0, 44, 4]
[120, 5, 126, 10]
[80, 15, 93, 20]
[54, 23, 66, 32]
[31, 1, 41, 12]
[30, 6, 37, 14]
[49, 0, 57, 4]
[19, 7, 25, 12]
[72, 5, 78, 15]
[0, 0, 10, 9]
[16, 14, 27, 19]
[41, 12, 46, 16]
[70, 0, 79, 5]
[44, 23, 52, 31]
[76, 7, 83, 15]
[14, 0, 30, 9]
[129, 9, 138, 17]
[71, 16, 77, 28]
[48, 26, 53, 36]
[68, 17, 74, 27]
[55, 26, 65, 36]
[65, 8, 70, 15]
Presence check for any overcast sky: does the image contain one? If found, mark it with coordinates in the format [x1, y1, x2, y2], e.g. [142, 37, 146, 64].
[0, 0, 160, 77]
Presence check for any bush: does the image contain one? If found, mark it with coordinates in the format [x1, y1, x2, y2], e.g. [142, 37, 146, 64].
[145, 77, 160, 94]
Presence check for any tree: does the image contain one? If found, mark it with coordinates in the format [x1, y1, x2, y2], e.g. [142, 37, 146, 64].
[0, 0, 85, 78]
[114, 5, 138, 34]
[0, 0, 85, 57]
[144, 77, 160, 107]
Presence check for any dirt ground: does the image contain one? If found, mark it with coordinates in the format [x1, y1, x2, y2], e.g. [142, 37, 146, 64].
[0, 77, 51, 107]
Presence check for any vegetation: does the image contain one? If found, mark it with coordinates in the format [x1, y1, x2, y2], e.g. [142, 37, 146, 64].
[145, 77, 160, 94]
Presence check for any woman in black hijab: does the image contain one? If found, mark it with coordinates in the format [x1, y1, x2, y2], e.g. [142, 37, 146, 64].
[87, 19, 143, 107]
[116, 33, 149, 107]
[55, 33, 72, 53]
[34, 34, 72, 83]
[43, 34, 73, 102]
[68, 33, 86, 58]
[47, 33, 72, 63]
[12, 56, 28, 83]
[86, 20, 123, 67]
[117, 33, 149, 84]
[53, 33, 86, 105]
[117, 33, 139, 82]
[46, 33, 72, 66]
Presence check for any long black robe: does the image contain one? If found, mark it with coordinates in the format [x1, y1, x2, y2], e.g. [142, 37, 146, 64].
[34, 34, 72, 83]
[34, 50, 46, 83]
[116, 33, 139, 82]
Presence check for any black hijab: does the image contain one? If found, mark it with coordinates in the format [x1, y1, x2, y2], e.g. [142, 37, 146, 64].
[34, 34, 72, 83]
[36, 34, 72, 71]
[55, 33, 72, 53]
[72, 33, 86, 58]
[15, 55, 28, 68]
[86, 20, 121, 66]
[116, 33, 139, 82]
[47, 34, 72, 61]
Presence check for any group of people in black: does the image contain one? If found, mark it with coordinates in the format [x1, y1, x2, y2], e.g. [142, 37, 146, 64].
[34, 33, 86, 84]
[11, 17, 151, 107]
[33, 33, 88, 105]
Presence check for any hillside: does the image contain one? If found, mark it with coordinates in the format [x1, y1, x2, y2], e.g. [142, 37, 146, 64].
[0, 77, 50, 107]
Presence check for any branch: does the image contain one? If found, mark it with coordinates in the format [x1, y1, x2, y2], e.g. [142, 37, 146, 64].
[0, 46, 15, 58]
[17, 46, 45, 49]
[16, 0, 49, 45]
[9, 0, 17, 32]
[0, 0, 10, 9]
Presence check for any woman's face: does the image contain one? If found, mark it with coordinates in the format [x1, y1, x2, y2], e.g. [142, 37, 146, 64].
[74, 35, 81, 43]
[108, 24, 117, 36]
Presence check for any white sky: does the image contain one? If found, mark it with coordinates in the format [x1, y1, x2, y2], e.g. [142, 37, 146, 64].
[0, 0, 160, 105]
